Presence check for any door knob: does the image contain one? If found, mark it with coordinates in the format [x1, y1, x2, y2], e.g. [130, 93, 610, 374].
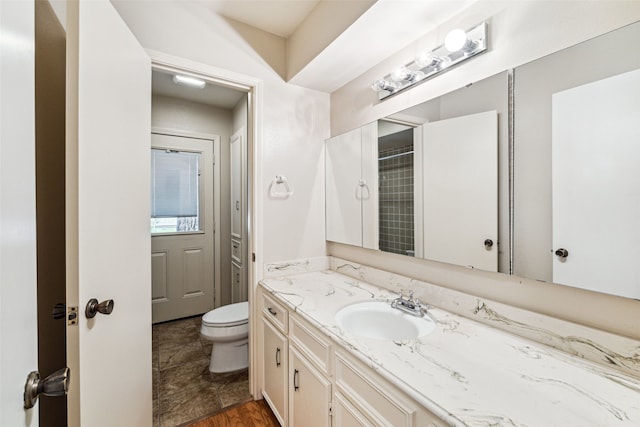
[24, 367, 70, 409]
[85, 298, 114, 318]
[555, 248, 569, 259]
[484, 239, 494, 248]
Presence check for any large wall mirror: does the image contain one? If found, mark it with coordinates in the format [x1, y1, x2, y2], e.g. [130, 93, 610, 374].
[326, 71, 510, 274]
[513, 20, 640, 300]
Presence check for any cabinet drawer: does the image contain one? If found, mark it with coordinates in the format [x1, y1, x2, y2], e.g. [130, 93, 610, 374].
[335, 351, 419, 427]
[290, 314, 331, 376]
[261, 292, 288, 333]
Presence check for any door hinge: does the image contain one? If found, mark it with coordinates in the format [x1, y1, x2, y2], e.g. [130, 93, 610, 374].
[212, 154, 216, 165]
[329, 402, 333, 416]
[67, 306, 78, 326]
[252, 252, 256, 262]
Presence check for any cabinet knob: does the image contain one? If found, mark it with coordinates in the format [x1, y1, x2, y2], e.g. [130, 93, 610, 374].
[267, 307, 277, 316]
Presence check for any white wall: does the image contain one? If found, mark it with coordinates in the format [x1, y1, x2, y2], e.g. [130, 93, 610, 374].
[114, 0, 330, 269]
[329, 1, 640, 340]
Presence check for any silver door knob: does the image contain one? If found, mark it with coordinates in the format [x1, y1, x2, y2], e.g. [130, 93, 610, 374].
[555, 248, 569, 259]
[484, 239, 494, 248]
[24, 367, 70, 409]
[85, 298, 114, 318]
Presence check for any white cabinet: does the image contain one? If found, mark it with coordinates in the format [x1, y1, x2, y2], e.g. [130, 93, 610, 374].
[263, 318, 288, 426]
[260, 290, 332, 426]
[334, 350, 443, 427]
[289, 346, 332, 427]
[259, 286, 445, 427]
[325, 122, 378, 249]
[230, 128, 247, 303]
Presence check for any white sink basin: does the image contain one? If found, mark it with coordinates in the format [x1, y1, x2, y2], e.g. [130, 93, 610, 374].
[335, 301, 436, 341]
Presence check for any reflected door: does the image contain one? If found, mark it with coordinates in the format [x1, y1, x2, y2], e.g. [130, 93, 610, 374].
[552, 69, 640, 299]
[422, 111, 498, 271]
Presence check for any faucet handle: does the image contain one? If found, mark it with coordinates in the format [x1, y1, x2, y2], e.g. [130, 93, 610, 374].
[407, 290, 414, 300]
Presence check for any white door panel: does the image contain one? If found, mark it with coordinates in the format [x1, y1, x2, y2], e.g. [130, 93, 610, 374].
[151, 133, 215, 322]
[361, 122, 379, 250]
[1, 0, 39, 424]
[67, 0, 151, 425]
[422, 111, 498, 271]
[326, 128, 363, 246]
[552, 69, 640, 299]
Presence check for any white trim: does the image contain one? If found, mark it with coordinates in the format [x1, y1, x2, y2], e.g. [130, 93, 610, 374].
[147, 49, 264, 399]
[151, 126, 220, 142]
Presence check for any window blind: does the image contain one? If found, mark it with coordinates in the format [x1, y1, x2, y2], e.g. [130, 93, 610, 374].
[151, 149, 200, 217]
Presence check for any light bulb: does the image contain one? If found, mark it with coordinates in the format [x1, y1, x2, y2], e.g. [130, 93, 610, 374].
[415, 51, 443, 69]
[444, 29, 468, 52]
[390, 67, 423, 83]
[371, 79, 397, 92]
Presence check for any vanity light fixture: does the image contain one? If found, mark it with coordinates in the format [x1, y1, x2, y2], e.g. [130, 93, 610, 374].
[173, 74, 206, 89]
[372, 22, 487, 100]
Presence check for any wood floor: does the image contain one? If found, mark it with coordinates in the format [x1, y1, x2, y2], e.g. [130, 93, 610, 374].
[183, 400, 280, 427]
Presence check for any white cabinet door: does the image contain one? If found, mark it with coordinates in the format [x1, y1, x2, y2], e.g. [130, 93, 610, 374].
[552, 69, 640, 299]
[0, 1, 38, 424]
[422, 111, 498, 271]
[326, 127, 363, 247]
[289, 346, 332, 427]
[263, 319, 288, 426]
[325, 123, 378, 250]
[66, 0, 152, 425]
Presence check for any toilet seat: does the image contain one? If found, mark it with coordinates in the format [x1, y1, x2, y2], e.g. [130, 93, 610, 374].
[202, 301, 248, 327]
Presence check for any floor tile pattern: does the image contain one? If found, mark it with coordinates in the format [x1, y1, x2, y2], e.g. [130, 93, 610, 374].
[152, 316, 251, 427]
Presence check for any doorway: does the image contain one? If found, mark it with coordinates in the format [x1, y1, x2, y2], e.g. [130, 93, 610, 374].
[149, 66, 252, 425]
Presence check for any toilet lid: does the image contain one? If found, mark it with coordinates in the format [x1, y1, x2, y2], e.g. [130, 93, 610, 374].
[202, 301, 249, 327]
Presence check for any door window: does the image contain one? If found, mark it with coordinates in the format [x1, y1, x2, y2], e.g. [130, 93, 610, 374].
[151, 148, 201, 234]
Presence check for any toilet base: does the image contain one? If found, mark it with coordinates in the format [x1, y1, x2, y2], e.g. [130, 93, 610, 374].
[209, 338, 249, 373]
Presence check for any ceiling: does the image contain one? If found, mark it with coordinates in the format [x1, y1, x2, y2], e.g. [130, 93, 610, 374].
[152, 70, 246, 109]
[204, 0, 321, 37]
[150, 0, 476, 107]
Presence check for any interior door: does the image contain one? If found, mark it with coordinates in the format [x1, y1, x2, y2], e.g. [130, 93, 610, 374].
[0, 1, 39, 424]
[552, 69, 640, 299]
[66, 0, 152, 425]
[422, 111, 498, 271]
[151, 133, 216, 323]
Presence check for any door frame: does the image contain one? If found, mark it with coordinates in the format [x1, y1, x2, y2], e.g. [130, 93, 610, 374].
[148, 49, 263, 398]
[150, 129, 221, 320]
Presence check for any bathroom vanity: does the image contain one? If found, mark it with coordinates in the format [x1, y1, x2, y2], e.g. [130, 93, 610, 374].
[258, 259, 640, 427]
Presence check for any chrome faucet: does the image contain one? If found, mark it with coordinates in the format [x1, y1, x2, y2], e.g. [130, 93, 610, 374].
[391, 290, 428, 317]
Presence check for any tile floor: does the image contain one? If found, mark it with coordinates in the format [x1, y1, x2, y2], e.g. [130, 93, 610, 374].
[152, 315, 251, 427]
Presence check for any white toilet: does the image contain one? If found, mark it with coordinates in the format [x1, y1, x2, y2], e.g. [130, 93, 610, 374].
[200, 301, 249, 373]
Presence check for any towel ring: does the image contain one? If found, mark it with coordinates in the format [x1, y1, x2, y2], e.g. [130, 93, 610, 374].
[269, 175, 294, 199]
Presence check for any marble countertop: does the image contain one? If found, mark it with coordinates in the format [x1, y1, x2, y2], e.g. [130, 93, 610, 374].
[260, 270, 640, 427]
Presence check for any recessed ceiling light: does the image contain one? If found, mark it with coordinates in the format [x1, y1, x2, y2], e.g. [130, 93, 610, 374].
[172, 74, 206, 89]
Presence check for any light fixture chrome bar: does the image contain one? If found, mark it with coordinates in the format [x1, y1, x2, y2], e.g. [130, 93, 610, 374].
[372, 22, 488, 100]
